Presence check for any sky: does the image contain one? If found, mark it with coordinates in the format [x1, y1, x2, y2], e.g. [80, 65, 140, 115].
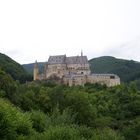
[0, 0, 140, 64]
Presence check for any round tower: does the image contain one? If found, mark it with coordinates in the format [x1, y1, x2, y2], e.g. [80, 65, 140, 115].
[81, 49, 83, 56]
[34, 60, 39, 81]
[43, 63, 47, 80]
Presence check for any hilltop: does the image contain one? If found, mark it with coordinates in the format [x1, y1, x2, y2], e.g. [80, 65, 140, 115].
[0, 53, 32, 83]
[23, 62, 45, 75]
[89, 56, 140, 82]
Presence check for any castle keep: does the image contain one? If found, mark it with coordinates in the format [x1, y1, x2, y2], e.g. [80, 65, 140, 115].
[34, 53, 120, 87]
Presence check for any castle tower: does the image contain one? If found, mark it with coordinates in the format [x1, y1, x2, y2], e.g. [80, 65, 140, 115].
[43, 63, 47, 80]
[81, 50, 83, 56]
[33, 60, 39, 81]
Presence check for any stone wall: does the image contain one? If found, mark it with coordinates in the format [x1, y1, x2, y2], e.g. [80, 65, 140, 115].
[63, 75, 87, 87]
[46, 63, 91, 79]
[63, 74, 120, 87]
[66, 63, 91, 75]
[46, 64, 67, 78]
[87, 74, 120, 87]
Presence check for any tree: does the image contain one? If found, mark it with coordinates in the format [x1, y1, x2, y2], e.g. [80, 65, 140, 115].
[0, 69, 17, 98]
[0, 98, 33, 139]
[65, 90, 97, 126]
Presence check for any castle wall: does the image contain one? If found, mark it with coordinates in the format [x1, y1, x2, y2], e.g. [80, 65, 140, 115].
[46, 63, 91, 78]
[46, 64, 67, 78]
[66, 64, 91, 75]
[63, 75, 87, 87]
[87, 74, 120, 87]
[63, 74, 120, 87]
[72, 76, 86, 86]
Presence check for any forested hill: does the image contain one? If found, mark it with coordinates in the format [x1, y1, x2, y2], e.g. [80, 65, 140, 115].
[89, 56, 140, 82]
[23, 62, 45, 75]
[0, 54, 140, 139]
[23, 56, 140, 83]
[0, 53, 32, 83]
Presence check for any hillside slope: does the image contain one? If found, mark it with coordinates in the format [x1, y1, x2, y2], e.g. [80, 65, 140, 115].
[23, 62, 45, 74]
[89, 56, 140, 82]
[0, 53, 32, 82]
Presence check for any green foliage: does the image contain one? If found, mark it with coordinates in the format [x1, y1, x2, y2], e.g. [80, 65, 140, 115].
[46, 106, 76, 127]
[30, 110, 47, 132]
[0, 69, 17, 98]
[123, 117, 140, 140]
[37, 87, 51, 112]
[64, 90, 97, 126]
[0, 53, 32, 83]
[43, 125, 81, 140]
[0, 98, 33, 140]
[23, 62, 45, 75]
[0, 78, 140, 139]
[19, 90, 37, 111]
[77, 125, 93, 139]
[91, 128, 125, 140]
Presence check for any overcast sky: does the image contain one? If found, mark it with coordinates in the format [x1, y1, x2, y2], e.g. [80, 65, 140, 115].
[0, 0, 140, 64]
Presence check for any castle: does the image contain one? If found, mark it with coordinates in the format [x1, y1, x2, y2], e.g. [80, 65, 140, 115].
[34, 53, 120, 87]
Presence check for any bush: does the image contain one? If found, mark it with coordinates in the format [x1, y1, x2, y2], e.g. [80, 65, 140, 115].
[0, 98, 33, 139]
[43, 125, 82, 140]
[91, 128, 125, 140]
[30, 110, 47, 132]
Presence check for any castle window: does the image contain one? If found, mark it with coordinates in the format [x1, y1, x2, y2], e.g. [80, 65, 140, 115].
[110, 76, 115, 79]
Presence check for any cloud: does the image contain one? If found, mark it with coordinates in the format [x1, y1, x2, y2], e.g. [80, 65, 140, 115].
[104, 38, 140, 61]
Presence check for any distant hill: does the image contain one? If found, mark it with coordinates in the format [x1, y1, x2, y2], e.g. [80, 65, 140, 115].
[89, 56, 140, 82]
[23, 62, 45, 75]
[23, 56, 140, 82]
[0, 53, 32, 83]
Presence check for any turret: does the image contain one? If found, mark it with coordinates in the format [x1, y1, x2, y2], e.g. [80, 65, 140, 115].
[81, 50, 83, 56]
[43, 63, 47, 80]
[33, 60, 39, 81]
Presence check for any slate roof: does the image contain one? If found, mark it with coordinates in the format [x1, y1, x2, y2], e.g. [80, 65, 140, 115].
[66, 56, 88, 64]
[92, 74, 118, 76]
[48, 55, 89, 64]
[91, 74, 120, 78]
[48, 55, 66, 64]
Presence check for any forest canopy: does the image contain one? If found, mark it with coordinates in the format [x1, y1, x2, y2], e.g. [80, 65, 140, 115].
[0, 70, 140, 140]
